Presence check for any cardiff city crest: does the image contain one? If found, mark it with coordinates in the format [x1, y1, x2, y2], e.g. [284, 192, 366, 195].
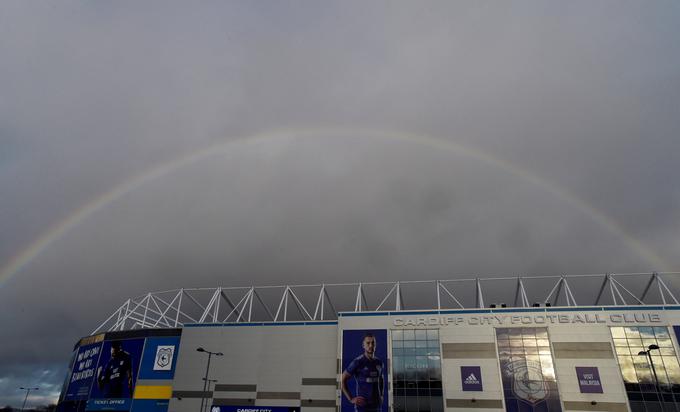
[153, 345, 175, 371]
[503, 359, 548, 404]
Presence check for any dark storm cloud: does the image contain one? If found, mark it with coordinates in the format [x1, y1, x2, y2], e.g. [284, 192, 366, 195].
[1, 0, 680, 406]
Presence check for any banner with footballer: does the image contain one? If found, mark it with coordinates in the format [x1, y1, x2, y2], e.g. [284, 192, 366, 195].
[87, 338, 145, 411]
[341, 330, 388, 412]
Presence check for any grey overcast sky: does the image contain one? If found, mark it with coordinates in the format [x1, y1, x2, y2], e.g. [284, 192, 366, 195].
[1, 0, 680, 407]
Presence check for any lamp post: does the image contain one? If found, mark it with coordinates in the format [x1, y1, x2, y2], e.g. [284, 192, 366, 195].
[638, 344, 662, 410]
[202, 379, 218, 412]
[19, 387, 39, 412]
[197, 347, 223, 412]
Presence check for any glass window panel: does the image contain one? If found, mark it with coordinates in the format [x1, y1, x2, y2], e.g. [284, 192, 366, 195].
[497, 338, 510, 347]
[635, 361, 654, 384]
[523, 338, 537, 347]
[393, 348, 403, 357]
[393, 340, 404, 348]
[611, 327, 627, 339]
[644, 338, 659, 348]
[520, 328, 536, 339]
[392, 329, 442, 412]
[510, 339, 523, 347]
[615, 347, 631, 356]
[658, 338, 674, 348]
[639, 327, 655, 338]
[525, 346, 538, 355]
[427, 347, 440, 356]
[654, 327, 670, 338]
[626, 327, 642, 339]
[628, 338, 644, 347]
[535, 329, 548, 339]
[619, 356, 638, 383]
[661, 347, 676, 356]
[615, 338, 630, 347]
[415, 348, 428, 357]
[509, 328, 523, 337]
[426, 329, 438, 340]
[664, 360, 680, 384]
[536, 338, 550, 347]
[392, 330, 404, 340]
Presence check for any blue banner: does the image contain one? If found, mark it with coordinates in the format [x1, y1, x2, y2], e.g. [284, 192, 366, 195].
[130, 399, 169, 412]
[137, 337, 180, 380]
[64, 342, 104, 401]
[88, 338, 145, 407]
[210, 407, 298, 412]
[341, 329, 388, 412]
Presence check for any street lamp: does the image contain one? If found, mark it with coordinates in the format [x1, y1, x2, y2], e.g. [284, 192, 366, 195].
[19, 387, 39, 412]
[197, 347, 223, 412]
[638, 344, 662, 409]
[202, 379, 218, 412]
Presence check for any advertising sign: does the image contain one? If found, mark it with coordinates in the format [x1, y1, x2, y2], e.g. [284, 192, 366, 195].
[576, 367, 603, 393]
[210, 407, 299, 412]
[137, 337, 181, 380]
[87, 338, 145, 411]
[341, 330, 388, 412]
[461, 366, 483, 391]
[64, 342, 104, 401]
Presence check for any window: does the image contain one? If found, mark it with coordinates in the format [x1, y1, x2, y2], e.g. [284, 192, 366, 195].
[392, 329, 443, 412]
[611, 326, 680, 412]
[496, 328, 562, 412]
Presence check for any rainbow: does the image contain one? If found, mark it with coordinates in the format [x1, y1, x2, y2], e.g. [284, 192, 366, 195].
[0, 128, 670, 287]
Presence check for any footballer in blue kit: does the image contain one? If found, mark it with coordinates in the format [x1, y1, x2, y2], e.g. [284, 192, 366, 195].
[342, 333, 384, 412]
[96, 341, 133, 398]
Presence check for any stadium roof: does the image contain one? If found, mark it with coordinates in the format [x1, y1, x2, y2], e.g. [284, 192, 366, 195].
[93, 272, 680, 333]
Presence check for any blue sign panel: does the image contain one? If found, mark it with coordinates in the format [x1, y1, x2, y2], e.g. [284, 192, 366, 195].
[461, 366, 483, 391]
[86, 399, 133, 411]
[211, 407, 298, 412]
[64, 342, 104, 401]
[131, 400, 169, 412]
[137, 337, 181, 380]
[88, 338, 145, 410]
[341, 329, 388, 412]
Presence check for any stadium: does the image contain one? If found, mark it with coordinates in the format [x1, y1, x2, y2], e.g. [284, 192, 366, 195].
[57, 273, 680, 412]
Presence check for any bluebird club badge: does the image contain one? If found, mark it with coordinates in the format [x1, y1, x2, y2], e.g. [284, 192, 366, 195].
[153, 345, 175, 371]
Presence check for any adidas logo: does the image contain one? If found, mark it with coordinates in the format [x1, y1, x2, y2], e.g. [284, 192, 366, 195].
[464, 373, 480, 385]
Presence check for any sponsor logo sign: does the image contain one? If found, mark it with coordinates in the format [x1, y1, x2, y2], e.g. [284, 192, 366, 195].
[461, 366, 483, 391]
[153, 346, 175, 371]
[576, 367, 603, 393]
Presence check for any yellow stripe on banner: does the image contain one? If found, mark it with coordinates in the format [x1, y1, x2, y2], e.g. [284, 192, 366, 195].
[133, 385, 173, 399]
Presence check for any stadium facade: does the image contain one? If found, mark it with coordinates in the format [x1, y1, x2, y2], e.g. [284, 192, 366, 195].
[57, 273, 680, 412]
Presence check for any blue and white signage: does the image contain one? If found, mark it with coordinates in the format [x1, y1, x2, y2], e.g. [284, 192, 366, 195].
[137, 337, 181, 380]
[64, 342, 103, 401]
[152, 346, 175, 371]
[461, 366, 483, 391]
[211, 407, 299, 412]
